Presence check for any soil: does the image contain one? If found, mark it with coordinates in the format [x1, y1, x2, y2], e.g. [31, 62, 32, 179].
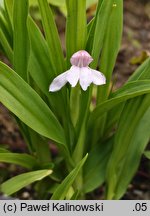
[0, 0, 150, 200]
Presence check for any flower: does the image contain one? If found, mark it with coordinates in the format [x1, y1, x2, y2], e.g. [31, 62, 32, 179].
[49, 50, 106, 92]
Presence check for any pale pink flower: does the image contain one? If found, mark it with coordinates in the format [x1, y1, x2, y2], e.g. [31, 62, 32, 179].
[49, 50, 106, 92]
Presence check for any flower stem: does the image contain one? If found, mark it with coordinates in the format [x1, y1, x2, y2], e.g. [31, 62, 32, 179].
[72, 88, 92, 197]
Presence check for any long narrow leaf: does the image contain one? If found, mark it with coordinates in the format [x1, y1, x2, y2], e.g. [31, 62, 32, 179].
[114, 107, 150, 198]
[38, 0, 65, 74]
[66, 0, 87, 64]
[1, 169, 52, 195]
[90, 80, 150, 124]
[106, 58, 150, 133]
[87, 0, 114, 68]
[27, 17, 74, 149]
[128, 57, 150, 82]
[97, 0, 123, 102]
[0, 12, 12, 46]
[90, 0, 123, 145]
[0, 62, 66, 144]
[13, 0, 29, 81]
[144, 151, 150, 159]
[86, 0, 104, 54]
[0, 153, 37, 169]
[4, 0, 13, 31]
[83, 138, 112, 193]
[27, 17, 53, 95]
[28, 17, 64, 110]
[0, 28, 13, 61]
[4, 0, 13, 18]
[106, 94, 150, 199]
[51, 154, 88, 200]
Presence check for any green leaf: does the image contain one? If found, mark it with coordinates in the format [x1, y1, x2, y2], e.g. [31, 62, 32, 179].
[83, 138, 112, 193]
[128, 57, 150, 82]
[97, 0, 123, 102]
[0, 147, 10, 153]
[27, 17, 54, 95]
[66, 0, 87, 64]
[0, 10, 12, 48]
[70, 190, 79, 200]
[4, 0, 13, 31]
[0, 0, 4, 7]
[0, 62, 66, 144]
[106, 94, 150, 199]
[90, 80, 150, 124]
[0, 153, 37, 169]
[1, 169, 52, 195]
[144, 151, 150, 159]
[0, 28, 13, 62]
[106, 58, 150, 133]
[51, 154, 88, 200]
[27, 17, 73, 145]
[87, 0, 114, 68]
[90, 0, 123, 145]
[13, 0, 29, 81]
[113, 107, 150, 199]
[38, 0, 65, 74]
[28, 16, 67, 115]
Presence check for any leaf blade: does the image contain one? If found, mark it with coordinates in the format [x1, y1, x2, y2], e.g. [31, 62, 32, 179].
[51, 154, 88, 200]
[0, 153, 37, 169]
[0, 62, 66, 144]
[108, 105, 150, 199]
[144, 151, 150, 159]
[90, 80, 150, 124]
[13, 0, 29, 81]
[38, 0, 65, 74]
[66, 0, 87, 64]
[1, 169, 52, 195]
[106, 95, 150, 199]
[83, 138, 112, 193]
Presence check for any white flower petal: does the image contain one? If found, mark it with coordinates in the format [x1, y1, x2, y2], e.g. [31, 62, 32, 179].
[49, 71, 68, 92]
[66, 66, 80, 87]
[79, 67, 92, 91]
[91, 69, 106, 85]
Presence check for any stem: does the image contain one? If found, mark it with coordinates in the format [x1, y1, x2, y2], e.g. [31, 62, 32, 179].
[72, 88, 92, 196]
[72, 118, 86, 164]
[70, 84, 80, 127]
[72, 88, 92, 163]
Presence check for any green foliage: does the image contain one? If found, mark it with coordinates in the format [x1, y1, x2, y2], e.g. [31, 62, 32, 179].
[51, 154, 88, 200]
[66, 0, 87, 62]
[83, 138, 112, 193]
[0, 62, 66, 145]
[111, 107, 150, 198]
[38, 0, 65, 74]
[144, 151, 150, 159]
[0, 0, 149, 200]
[0, 152, 37, 169]
[1, 170, 52, 195]
[13, 0, 29, 81]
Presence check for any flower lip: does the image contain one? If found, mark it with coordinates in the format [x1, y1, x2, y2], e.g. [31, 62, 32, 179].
[70, 50, 93, 67]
